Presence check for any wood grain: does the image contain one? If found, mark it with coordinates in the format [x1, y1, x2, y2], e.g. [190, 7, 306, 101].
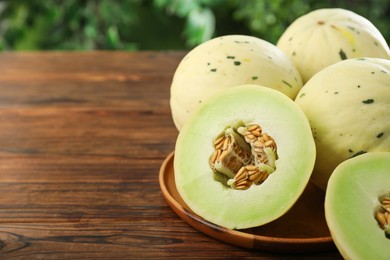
[0, 51, 342, 259]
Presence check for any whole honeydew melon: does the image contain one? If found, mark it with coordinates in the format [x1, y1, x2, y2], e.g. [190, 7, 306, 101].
[170, 35, 303, 131]
[325, 152, 390, 259]
[277, 8, 390, 83]
[174, 85, 315, 229]
[295, 58, 390, 190]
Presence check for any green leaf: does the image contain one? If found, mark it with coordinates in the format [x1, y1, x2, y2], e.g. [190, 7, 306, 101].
[107, 26, 120, 49]
[184, 7, 215, 47]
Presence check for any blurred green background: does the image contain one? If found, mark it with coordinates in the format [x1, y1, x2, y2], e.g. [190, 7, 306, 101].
[0, 0, 389, 51]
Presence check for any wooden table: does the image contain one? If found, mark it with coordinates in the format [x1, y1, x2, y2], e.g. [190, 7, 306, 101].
[0, 52, 342, 259]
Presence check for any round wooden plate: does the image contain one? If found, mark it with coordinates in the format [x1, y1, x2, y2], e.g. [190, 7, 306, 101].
[159, 152, 336, 253]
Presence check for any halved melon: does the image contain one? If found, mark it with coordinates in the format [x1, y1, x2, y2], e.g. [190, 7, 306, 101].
[174, 85, 316, 229]
[325, 152, 390, 259]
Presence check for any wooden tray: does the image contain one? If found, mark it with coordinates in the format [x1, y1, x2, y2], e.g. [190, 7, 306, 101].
[159, 152, 336, 253]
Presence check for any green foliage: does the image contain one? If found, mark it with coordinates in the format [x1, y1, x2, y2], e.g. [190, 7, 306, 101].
[0, 0, 188, 50]
[229, 0, 312, 43]
[0, 0, 389, 51]
[153, 0, 222, 46]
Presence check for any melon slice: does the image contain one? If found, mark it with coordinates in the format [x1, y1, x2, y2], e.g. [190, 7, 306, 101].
[174, 85, 316, 229]
[325, 152, 390, 259]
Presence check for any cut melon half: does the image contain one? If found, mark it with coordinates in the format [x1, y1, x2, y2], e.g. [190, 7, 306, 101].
[174, 85, 316, 229]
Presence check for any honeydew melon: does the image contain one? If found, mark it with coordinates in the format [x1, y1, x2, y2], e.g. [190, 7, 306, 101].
[295, 58, 390, 190]
[174, 85, 315, 229]
[325, 152, 390, 260]
[277, 8, 390, 83]
[170, 35, 303, 131]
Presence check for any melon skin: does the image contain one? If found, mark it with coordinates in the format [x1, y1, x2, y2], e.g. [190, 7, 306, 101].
[174, 85, 316, 229]
[295, 58, 390, 190]
[325, 152, 390, 260]
[277, 8, 390, 83]
[170, 34, 303, 131]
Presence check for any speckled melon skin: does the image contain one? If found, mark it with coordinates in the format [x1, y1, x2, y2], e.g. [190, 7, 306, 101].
[170, 35, 303, 131]
[174, 85, 316, 229]
[295, 58, 390, 190]
[277, 8, 390, 83]
[325, 152, 390, 260]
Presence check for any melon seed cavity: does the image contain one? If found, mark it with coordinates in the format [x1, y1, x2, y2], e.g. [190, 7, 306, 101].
[374, 195, 390, 239]
[209, 124, 278, 190]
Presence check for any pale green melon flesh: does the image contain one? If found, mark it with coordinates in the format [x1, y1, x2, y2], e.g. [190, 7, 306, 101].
[325, 152, 390, 260]
[174, 85, 316, 229]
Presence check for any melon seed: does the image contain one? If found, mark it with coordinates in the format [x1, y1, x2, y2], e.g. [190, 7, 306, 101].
[209, 124, 278, 190]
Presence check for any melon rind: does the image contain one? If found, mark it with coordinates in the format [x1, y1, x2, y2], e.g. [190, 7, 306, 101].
[325, 152, 390, 260]
[295, 58, 390, 190]
[174, 85, 316, 229]
[277, 8, 390, 83]
[170, 34, 303, 131]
